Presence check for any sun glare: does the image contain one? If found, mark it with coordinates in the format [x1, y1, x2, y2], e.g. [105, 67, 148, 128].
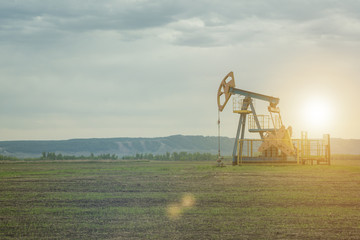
[302, 97, 332, 128]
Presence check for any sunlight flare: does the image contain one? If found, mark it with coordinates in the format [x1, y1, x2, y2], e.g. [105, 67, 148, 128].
[302, 96, 332, 128]
[166, 193, 196, 220]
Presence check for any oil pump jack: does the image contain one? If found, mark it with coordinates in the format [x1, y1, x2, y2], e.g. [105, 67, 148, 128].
[217, 72, 295, 165]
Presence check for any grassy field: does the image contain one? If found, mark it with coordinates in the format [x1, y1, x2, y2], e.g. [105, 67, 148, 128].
[0, 159, 359, 239]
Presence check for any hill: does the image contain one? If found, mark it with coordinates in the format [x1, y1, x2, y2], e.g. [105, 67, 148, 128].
[0, 135, 233, 158]
[0, 135, 359, 158]
[331, 138, 360, 155]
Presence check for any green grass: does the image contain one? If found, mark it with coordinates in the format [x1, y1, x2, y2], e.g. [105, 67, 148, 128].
[0, 159, 359, 239]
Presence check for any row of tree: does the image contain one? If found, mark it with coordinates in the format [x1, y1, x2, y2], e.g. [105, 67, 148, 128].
[121, 152, 218, 161]
[0, 152, 218, 161]
[2, 153, 360, 161]
[0, 155, 19, 160]
[41, 152, 118, 160]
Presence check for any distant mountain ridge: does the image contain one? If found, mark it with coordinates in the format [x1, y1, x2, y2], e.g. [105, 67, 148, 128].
[0, 135, 233, 158]
[0, 135, 359, 158]
[331, 138, 360, 155]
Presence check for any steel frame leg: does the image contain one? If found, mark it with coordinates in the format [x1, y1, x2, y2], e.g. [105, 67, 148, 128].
[232, 114, 244, 164]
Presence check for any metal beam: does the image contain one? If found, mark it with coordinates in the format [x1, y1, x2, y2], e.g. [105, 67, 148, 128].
[230, 87, 280, 106]
[249, 101, 264, 139]
[233, 113, 244, 164]
[232, 97, 251, 164]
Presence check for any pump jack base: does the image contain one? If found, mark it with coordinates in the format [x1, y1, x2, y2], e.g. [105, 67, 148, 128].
[217, 157, 225, 167]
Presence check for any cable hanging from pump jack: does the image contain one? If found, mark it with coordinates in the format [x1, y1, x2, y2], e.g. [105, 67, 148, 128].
[217, 110, 224, 167]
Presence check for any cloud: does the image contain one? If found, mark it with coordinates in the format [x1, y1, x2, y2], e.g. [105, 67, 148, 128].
[1, 0, 360, 140]
[2, 0, 360, 48]
[0, 0, 181, 38]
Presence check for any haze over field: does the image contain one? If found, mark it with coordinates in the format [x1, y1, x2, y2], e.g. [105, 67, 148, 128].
[0, 136, 359, 158]
[1, 1, 360, 140]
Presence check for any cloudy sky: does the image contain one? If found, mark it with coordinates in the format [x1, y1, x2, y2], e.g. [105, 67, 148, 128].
[1, 0, 360, 140]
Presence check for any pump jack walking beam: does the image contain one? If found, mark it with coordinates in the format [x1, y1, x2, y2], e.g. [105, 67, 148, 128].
[229, 88, 279, 107]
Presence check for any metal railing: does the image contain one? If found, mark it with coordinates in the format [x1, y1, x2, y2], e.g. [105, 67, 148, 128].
[248, 114, 281, 130]
[233, 96, 245, 112]
[236, 138, 330, 165]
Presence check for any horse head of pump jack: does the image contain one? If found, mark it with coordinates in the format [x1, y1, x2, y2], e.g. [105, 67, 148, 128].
[217, 71, 235, 112]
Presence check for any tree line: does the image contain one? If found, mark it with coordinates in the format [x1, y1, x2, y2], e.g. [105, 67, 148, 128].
[0, 152, 218, 161]
[0, 155, 19, 160]
[41, 152, 118, 160]
[41, 151, 218, 161]
[121, 152, 218, 161]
